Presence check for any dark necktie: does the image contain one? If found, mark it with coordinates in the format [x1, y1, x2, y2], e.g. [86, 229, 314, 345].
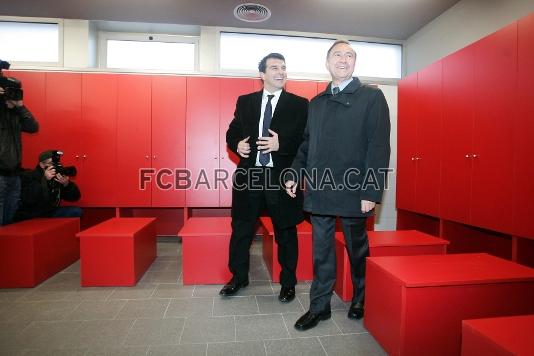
[332, 86, 340, 95]
[259, 94, 275, 166]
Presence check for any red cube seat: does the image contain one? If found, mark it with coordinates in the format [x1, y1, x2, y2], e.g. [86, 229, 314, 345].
[365, 253, 534, 356]
[0, 218, 80, 288]
[77, 217, 156, 287]
[260, 217, 313, 282]
[462, 314, 534, 356]
[178, 217, 232, 285]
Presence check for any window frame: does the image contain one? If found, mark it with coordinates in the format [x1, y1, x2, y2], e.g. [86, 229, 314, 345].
[217, 27, 403, 84]
[98, 31, 200, 72]
[0, 16, 64, 67]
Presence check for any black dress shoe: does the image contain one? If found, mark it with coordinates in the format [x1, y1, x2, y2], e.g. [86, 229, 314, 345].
[347, 302, 364, 319]
[278, 286, 295, 303]
[294, 309, 331, 331]
[219, 278, 249, 296]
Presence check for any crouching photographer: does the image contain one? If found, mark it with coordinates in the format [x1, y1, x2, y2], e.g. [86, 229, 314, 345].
[0, 59, 39, 225]
[14, 150, 82, 221]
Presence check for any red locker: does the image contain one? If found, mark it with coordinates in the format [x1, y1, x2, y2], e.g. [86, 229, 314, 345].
[116, 74, 152, 206]
[514, 12, 534, 239]
[285, 80, 317, 101]
[151, 75, 187, 207]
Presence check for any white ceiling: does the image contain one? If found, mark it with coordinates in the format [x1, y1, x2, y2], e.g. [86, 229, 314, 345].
[0, 0, 460, 40]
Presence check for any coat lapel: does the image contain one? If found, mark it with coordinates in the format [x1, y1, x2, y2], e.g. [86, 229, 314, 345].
[270, 90, 288, 127]
[251, 91, 263, 132]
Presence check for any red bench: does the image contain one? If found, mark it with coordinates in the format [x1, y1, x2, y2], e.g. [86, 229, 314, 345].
[77, 217, 156, 287]
[462, 314, 534, 356]
[365, 253, 534, 356]
[0, 218, 80, 288]
[178, 217, 232, 285]
[335, 230, 449, 301]
[260, 217, 313, 282]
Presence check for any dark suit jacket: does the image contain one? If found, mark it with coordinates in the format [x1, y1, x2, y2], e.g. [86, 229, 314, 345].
[226, 90, 308, 228]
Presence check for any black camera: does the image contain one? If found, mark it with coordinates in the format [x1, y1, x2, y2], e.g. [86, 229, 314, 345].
[0, 59, 24, 101]
[51, 150, 77, 177]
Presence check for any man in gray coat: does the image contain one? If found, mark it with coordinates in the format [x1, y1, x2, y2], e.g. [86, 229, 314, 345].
[286, 40, 390, 330]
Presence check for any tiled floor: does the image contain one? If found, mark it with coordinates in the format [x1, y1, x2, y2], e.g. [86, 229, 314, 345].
[0, 240, 386, 356]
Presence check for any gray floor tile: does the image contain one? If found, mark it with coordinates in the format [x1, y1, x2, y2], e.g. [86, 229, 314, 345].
[116, 299, 170, 320]
[148, 260, 180, 272]
[256, 295, 304, 314]
[2, 301, 80, 323]
[283, 312, 342, 338]
[65, 300, 127, 320]
[207, 340, 266, 356]
[14, 320, 82, 349]
[165, 297, 213, 318]
[66, 287, 117, 301]
[62, 260, 81, 273]
[235, 314, 289, 341]
[39, 272, 80, 288]
[213, 295, 259, 316]
[108, 284, 157, 300]
[319, 333, 387, 356]
[331, 310, 367, 334]
[19, 290, 75, 302]
[148, 344, 207, 356]
[124, 318, 185, 346]
[85, 346, 149, 356]
[64, 319, 134, 348]
[19, 347, 87, 356]
[265, 337, 327, 356]
[152, 283, 194, 298]
[180, 316, 235, 343]
[0, 289, 30, 302]
[192, 284, 225, 298]
[140, 271, 180, 284]
[0, 321, 32, 349]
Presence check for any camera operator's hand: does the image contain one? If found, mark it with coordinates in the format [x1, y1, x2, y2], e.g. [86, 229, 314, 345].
[54, 173, 70, 187]
[44, 166, 57, 181]
[6, 100, 23, 109]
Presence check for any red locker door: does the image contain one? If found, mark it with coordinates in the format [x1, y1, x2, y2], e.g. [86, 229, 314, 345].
[45, 72, 81, 173]
[186, 77, 220, 207]
[471, 23, 517, 233]
[441, 46, 475, 224]
[414, 61, 442, 217]
[12, 71, 47, 168]
[80, 73, 117, 206]
[396, 73, 418, 211]
[286, 80, 317, 101]
[151, 75, 187, 207]
[219, 78, 255, 207]
[514, 13, 534, 239]
[116, 75, 152, 207]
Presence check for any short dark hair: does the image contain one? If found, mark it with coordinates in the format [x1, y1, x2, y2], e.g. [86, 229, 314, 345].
[326, 40, 355, 59]
[258, 53, 285, 73]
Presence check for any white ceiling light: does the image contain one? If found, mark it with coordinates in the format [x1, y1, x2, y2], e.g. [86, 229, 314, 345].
[233, 3, 271, 23]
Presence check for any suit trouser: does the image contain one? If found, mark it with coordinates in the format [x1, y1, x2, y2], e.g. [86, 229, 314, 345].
[228, 171, 298, 287]
[309, 214, 369, 313]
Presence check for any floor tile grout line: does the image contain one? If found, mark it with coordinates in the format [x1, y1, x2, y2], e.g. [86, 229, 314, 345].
[317, 335, 329, 356]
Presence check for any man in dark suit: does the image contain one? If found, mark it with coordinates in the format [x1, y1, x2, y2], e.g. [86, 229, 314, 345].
[286, 40, 391, 330]
[221, 53, 308, 302]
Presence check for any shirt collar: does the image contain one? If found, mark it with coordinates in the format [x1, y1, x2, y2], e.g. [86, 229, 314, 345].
[263, 88, 283, 100]
[332, 77, 354, 94]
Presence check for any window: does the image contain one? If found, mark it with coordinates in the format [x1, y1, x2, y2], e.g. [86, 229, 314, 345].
[0, 21, 60, 64]
[220, 32, 402, 79]
[100, 33, 197, 72]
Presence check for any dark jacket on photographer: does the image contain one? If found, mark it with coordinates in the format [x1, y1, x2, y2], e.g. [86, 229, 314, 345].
[0, 104, 39, 175]
[14, 165, 81, 221]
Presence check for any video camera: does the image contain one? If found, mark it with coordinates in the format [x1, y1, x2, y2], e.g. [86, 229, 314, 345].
[0, 59, 24, 101]
[51, 150, 77, 177]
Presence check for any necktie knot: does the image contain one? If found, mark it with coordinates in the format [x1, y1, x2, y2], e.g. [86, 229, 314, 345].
[332, 86, 340, 95]
[267, 94, 274, 102]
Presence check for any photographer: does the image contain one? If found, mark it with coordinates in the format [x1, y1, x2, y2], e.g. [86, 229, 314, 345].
[0, 59, 39, 225]
[14, 150, 82, 222]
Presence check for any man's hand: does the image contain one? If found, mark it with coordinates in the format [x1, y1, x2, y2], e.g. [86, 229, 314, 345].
[361, 200, 376, 213]
[55, 173, 70, 187]
[6, 100, 23, 109]
[0, 87, 4, 95]
[237, 136, 251, 158]
[285, 180, 297, 198]
[44, 166, 56, 181]
[256, 129, 279, 153]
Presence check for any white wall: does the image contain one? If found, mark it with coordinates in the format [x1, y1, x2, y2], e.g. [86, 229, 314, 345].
[405, 0, 534, 75]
